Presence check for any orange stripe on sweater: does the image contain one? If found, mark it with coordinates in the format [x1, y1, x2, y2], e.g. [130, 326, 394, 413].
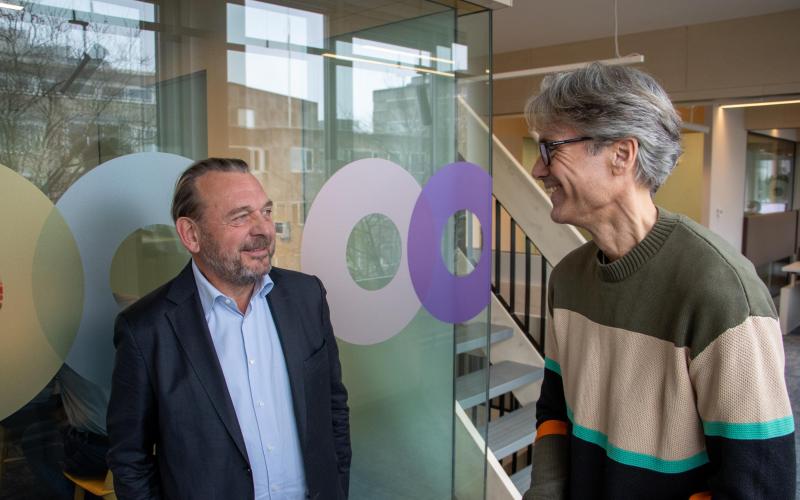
[688, 492, 711, 500]
[536, 419, 568, 441]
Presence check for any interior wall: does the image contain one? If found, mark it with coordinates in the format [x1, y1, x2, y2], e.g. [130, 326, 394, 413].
[493, 9, 800, 115]
[709, 106, 748, 249]
[493, 115, 529, 163]
[654, 132, 705, 223]
[745, 104, 800, 130]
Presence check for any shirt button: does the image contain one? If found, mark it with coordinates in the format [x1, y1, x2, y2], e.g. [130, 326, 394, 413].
[272, 485, 278, 492]
[267, 445, 275, 452]
[258, 401, 264, 407]
[249, 359, 255, 365]
[225, 298, 231, 304]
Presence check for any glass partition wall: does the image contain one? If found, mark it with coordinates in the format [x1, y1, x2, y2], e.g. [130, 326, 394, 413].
[0, 1, 493, 498]
[745, 132, 796, 215]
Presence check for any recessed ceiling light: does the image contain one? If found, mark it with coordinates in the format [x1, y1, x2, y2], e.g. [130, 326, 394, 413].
[720, 99, 800, 109]
[490, 54, 645, 81]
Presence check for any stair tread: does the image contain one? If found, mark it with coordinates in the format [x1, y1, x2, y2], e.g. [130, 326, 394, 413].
[487, 404, 537, 460]
[456, 361, 543, 410]
[510, 465, 532, 494]
[455, 323, 513, 353]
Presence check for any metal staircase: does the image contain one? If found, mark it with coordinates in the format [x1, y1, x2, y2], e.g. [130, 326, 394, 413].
[455, 323, 513, 354]
[455, 319, 542, 496]
[456, 360, 543, 411]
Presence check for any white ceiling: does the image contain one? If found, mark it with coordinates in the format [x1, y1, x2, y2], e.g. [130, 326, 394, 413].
[492, 0, 800, 54]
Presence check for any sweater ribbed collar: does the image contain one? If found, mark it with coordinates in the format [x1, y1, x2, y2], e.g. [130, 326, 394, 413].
[596, 207, 679, 282]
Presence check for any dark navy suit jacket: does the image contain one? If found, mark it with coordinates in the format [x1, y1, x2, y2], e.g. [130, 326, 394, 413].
[107, 263, 351, 500]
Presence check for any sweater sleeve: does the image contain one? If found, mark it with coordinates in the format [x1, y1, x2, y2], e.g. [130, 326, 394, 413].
[525, 302, 570, 500]
[689, 315, 795, 499]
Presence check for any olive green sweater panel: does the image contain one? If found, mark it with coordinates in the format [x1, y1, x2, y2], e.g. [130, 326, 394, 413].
[549, 208, 777, 358]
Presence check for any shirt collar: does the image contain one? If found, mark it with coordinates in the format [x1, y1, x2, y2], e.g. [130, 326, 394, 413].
[191, 260, 273, 319]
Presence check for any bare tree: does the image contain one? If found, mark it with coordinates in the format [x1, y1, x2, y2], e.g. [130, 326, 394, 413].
[0, 3, 155, 201]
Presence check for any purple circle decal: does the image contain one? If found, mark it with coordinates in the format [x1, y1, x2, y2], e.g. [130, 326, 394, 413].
[407, 162, 492, 323]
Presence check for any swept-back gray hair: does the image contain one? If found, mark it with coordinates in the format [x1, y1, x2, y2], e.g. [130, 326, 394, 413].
[525, 63, 682, 192]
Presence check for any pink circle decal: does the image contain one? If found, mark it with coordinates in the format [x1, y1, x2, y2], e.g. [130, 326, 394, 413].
[301, 159, 421, 345]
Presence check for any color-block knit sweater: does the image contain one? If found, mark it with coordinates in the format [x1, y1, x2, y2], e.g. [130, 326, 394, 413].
[527, 208, 795, 500]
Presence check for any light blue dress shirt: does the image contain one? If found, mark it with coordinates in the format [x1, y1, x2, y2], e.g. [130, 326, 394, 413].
[192, 261, 307, 500]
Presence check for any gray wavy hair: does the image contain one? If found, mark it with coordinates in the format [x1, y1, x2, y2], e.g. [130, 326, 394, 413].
[525, 63, 682, 192]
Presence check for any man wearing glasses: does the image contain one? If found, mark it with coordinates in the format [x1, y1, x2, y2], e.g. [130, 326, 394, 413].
[107, 158, 351, 500]
[523, 64, 794, 499]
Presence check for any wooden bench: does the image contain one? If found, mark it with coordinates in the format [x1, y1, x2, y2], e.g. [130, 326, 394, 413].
[63, 471, 115, 500]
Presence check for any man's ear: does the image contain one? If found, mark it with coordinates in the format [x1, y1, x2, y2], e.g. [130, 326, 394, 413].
[175, 217, 201, 254]
[611, 137, 639, 176]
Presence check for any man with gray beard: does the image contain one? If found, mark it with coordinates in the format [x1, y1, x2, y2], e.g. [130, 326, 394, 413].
[107, 158, 351, 500]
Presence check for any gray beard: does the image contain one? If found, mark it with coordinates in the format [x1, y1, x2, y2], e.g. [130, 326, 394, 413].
[198, 231, 272, 287]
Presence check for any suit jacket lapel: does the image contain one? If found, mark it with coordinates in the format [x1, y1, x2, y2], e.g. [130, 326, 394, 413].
[266, 270, 308, 444]
[165, 264, 249, 463]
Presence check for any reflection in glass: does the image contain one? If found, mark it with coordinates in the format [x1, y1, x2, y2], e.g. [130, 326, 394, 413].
[346, 213, 401, 291]
[745, 133, 796, 214]
[324, 10, 465, 499]
[452, 10, 493, 500]
[0, 1, 157, 201]
[0, 1, 493, 498]
[109, 224, 190, 308]
[441, 209, 483, 277]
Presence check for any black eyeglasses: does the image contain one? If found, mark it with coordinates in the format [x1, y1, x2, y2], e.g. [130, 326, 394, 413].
[538, 136, 593, 166]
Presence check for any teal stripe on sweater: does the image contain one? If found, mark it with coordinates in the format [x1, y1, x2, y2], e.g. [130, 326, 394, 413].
[566, 408, 709, 474]
[544, 357, 562, 376]
[703, 415, 795, 440]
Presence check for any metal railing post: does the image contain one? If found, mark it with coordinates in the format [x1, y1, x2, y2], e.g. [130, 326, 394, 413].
[540, 256, 547, 354]
[494, 198, 501, 291]
[524, 237, 531, 336]
[509, 219, 516, 315]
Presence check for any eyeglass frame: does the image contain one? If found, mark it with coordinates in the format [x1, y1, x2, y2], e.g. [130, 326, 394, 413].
[538, 136, 594, 166]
